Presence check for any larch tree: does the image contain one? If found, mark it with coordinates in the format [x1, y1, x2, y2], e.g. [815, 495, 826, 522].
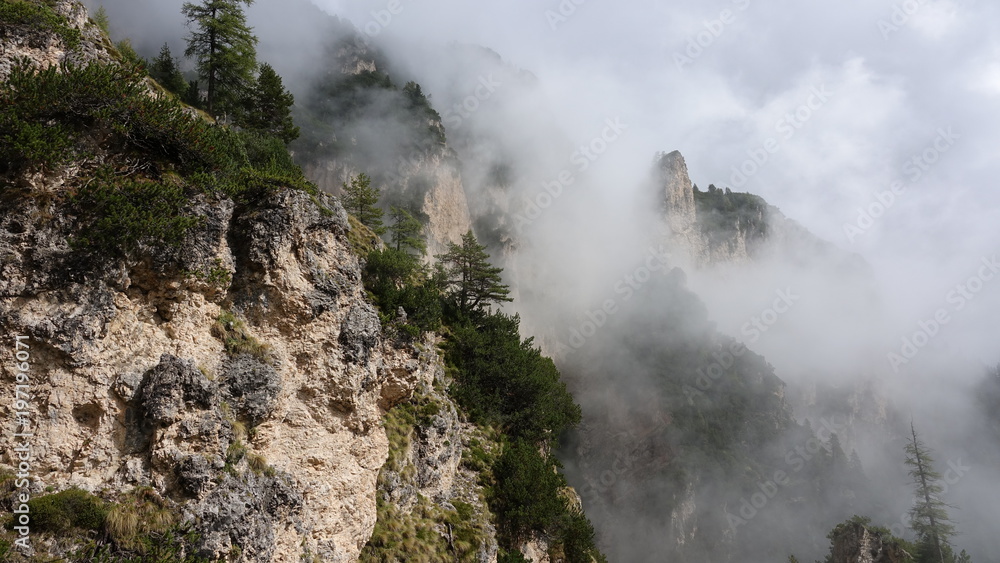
[93, 6, 110, 34]
[905, 422, 957, 563]
[181, 0, 258, 117]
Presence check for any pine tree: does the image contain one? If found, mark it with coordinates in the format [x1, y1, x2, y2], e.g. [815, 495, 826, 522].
[149, 43, 189, 97]
[181, 0, 258, 117]
[437, 230, 511, 316]
[239, 63, 298, 143]
[342, 173, 385, 235]
[905, 422, 957, 563]
[388, 206, 425, 255]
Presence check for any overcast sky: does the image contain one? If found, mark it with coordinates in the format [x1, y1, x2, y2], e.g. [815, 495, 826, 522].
[308, 0, 1000, 364]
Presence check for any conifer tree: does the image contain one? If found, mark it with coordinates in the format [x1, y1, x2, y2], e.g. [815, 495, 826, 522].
[437, 230, 511, 316]
[240, 63, 298, 143]
[905, 422, 957, 563]
[149, 43, 189, 97]
[182, 0, 258, 117]
[342, 173, 385, 235]
[93, 6, 110, 34]
[388, 206, 425, 255]
[183, 79, 202, 108]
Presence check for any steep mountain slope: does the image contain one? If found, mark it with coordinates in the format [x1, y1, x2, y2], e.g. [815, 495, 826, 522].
[0, 4, 604, 562]
[0, 4, 432, 560]
[276, 16, 474, 259]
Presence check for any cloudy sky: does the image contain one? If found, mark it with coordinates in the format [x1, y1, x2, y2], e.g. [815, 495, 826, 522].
[308, 0, 1000, 364]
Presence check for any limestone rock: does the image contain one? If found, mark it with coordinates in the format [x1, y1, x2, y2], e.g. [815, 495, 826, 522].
[221, 354, 282, 427]
[0, 184, 425, 561]
[139, 354, 218, 426]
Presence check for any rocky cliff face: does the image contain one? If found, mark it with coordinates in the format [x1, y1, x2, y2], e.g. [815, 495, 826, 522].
[365, 340, 500, 563]
[0, 178, 438, 560]
[658, 150, 699, 249]
[293, 32, 474, 261]
[0, 4, 454, 559]
[657, 151, 762, 266]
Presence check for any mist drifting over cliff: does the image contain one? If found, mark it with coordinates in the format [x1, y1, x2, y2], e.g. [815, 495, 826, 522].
[86, 0, 1000, 559]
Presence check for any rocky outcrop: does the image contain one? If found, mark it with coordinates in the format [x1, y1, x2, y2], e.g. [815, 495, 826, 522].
[828, 522, 911, 563]
[657, 151, 759, 266]
[656, 151, 867, 272]
[658, 150, 698, 245]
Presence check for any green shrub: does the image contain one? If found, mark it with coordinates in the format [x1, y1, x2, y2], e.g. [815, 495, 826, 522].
[25, 488, 107, 534]
[554, 508, 606, 563]
[461, 441, 493, 473]
[497, 551, 530, 563]
[363, 248, 443, 335]
[226, 440, 248, 466]
[73, 522, 211, 562]
[0, 60, 324, 261]
[71, 172, 203, 259]
[0, 62, 212, 177]
[487, 441, 606, 562]
[489, 440, 566, 545]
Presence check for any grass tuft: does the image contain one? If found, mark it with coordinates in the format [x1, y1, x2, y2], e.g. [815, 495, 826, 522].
[212, 310, 272, 362]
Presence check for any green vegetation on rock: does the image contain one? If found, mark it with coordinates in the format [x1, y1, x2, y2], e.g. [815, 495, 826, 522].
[0, 59, 320, 261]
[0, 0, 81, 48]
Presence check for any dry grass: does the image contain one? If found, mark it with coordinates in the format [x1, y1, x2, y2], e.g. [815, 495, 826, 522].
[105, 488, 175, 552]
[212, 310, 273, 362]
[348, 214, 383, 257]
